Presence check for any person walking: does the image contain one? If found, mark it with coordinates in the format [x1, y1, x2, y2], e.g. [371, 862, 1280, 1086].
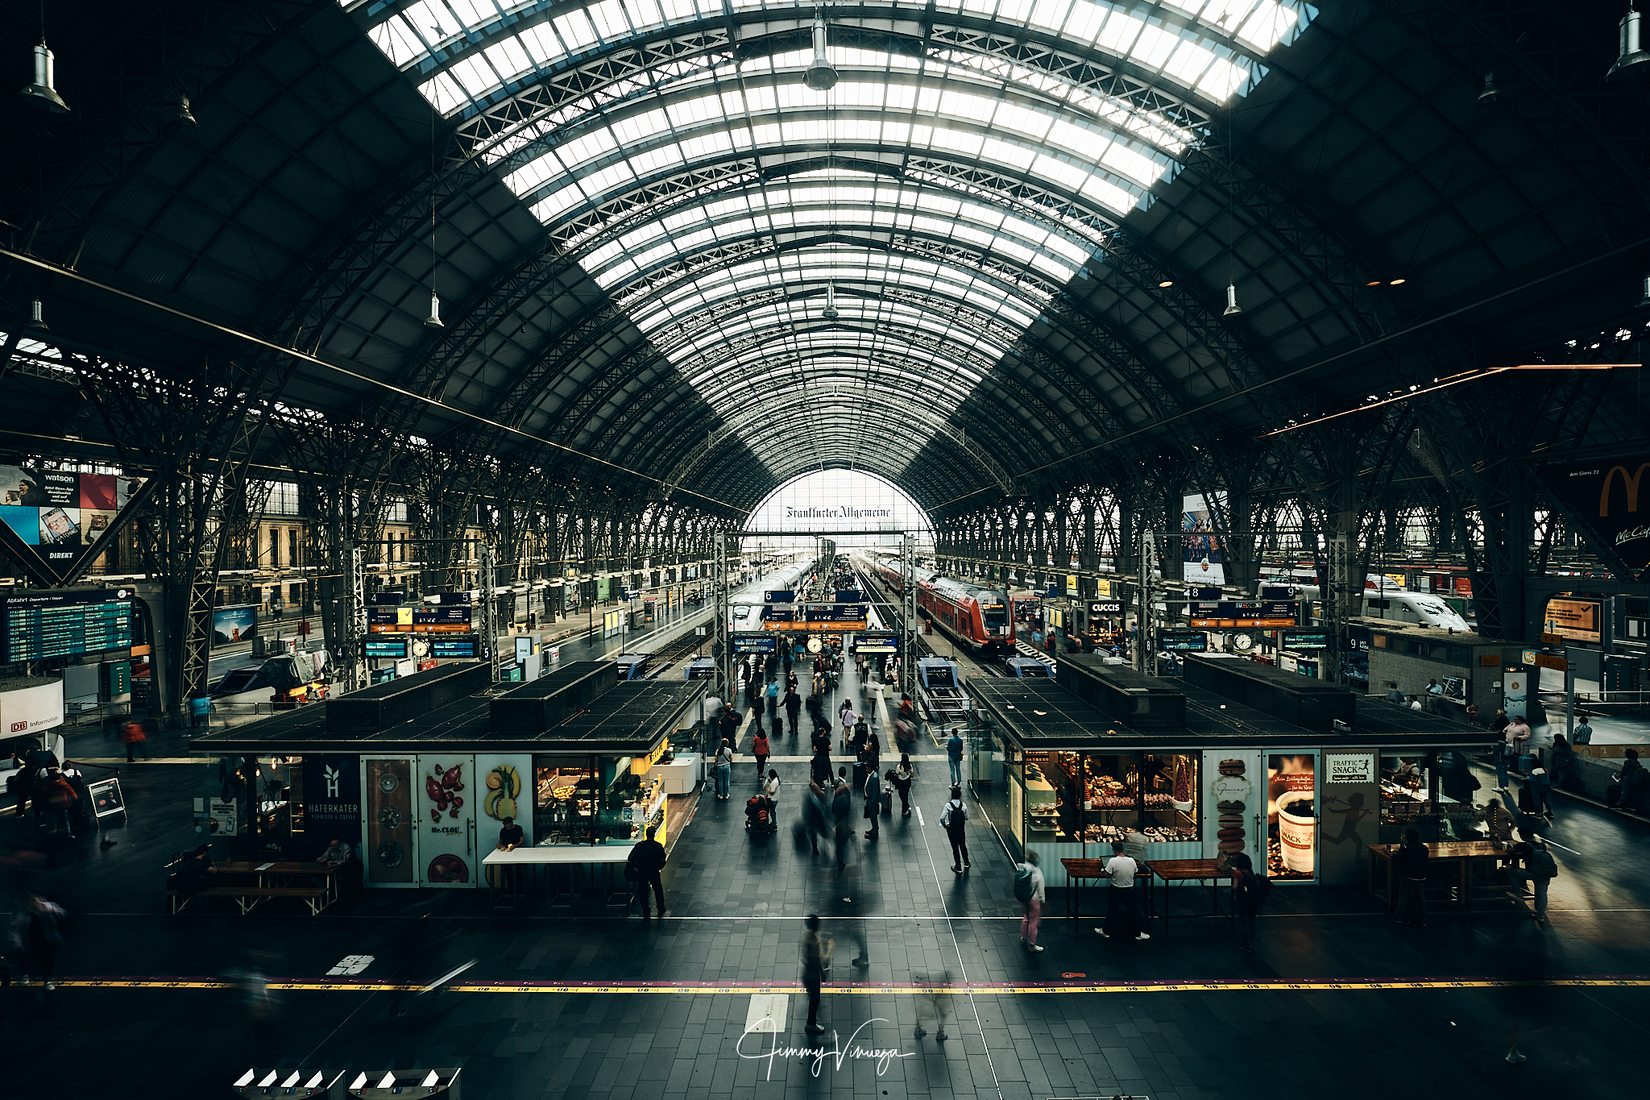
[942, 785, 970, 873]
[1572, 714, 1593, 745]
[1391, 828, 1429, 928]
[120, 717, 147, 763]
[891, 754, 915, 817]
[1549, 734, 1575, 791]
[713, 738, 735, 801]
[1230, 852, 1266, 950]
[831, 769, 853, 870]
[862, 768, 883, 840]
[1096, 840, 1149, 942]
[1607, 748, 1647, 812]
[1499, 714, 1532, 787]
[946, 729, 964, 787]
[801, 914, 832, 1036]
[784, 689, 802, 739]
[1014, 850, 1046, 952]
[626, 824, 667, 920]
[22, 894, 67, 991]
[751, 729, 770, 785]
[1512, 839, 1559, 925]
[766, 678, 780, 724]
[1525, 762, 1553, 819]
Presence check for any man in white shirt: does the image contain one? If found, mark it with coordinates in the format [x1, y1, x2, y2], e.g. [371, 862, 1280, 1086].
[1097, 840, 1151, 942]
[1015, 850, 1047, 952]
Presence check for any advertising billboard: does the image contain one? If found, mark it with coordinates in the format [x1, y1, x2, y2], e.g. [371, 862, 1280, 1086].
[1181, 493, 1227, 585]
[0, 465, 149, 583]
[1543, 597, 1602, 645]
[210, 605, 259, 646]
[416, 754, 476, 887]
[362, 757, 416, 886]
[1537, 456, 1650, 571]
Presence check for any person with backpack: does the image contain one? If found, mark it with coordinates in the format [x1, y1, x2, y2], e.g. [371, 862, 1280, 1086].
[1097, 839, 1149, 942]
[39, 767, 79, 839]
[751, 730, 770, 785]
[766, 678, 780, 724]
[941, 785, 970, 873]
[626, 825, 667, 921]
[1014, 850, 1046, 952]
[1230, 852, 1267, 950]
[1512, 839, 1559, 925]
[891, 753, 915, 817]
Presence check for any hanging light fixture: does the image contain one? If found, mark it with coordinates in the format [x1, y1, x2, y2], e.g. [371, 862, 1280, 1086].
[20, 2, 69, 114]
[804, 12, 838, 92]
[424, 105, 443, 329]
[1223, 282, 1242, 317]
[175, 94, 197, 127]
[1476, 71, 1502, 105]
[821, 282, 839, 320]
[1608, 3, 1650, 81]
[24, 297, 49, 333]
[1638, 273, 1650, 309]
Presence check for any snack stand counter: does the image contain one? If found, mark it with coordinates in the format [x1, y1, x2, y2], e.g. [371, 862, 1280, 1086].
[965, 657, 1491, 893]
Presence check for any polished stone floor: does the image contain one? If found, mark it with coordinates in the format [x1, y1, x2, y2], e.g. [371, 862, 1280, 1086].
[5, 696, 1650, 1100]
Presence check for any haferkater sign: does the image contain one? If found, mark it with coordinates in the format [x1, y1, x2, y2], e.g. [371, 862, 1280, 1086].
[1537, 457, 1650, 571]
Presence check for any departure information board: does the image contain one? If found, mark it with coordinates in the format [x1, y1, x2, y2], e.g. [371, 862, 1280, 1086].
[1, 589, 134, 663]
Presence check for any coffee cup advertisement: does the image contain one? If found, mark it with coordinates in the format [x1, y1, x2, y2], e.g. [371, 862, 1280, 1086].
[1266, 754, 1316, 879]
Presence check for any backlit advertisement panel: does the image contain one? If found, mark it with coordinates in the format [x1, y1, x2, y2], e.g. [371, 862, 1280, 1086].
[0, 465, 150, 583]
[1543, 597, 1602, 644]
[1182, 493, 1227, 586]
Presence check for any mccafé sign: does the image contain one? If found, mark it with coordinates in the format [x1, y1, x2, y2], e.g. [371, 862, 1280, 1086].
[1540, 456, 1650, 570]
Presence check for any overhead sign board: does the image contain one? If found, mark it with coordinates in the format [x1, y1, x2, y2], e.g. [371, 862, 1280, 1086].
[1188, 600, 1298, 629]
[413, 606, 472, 633]
[731, 633, 778, 655]
[1089, 601, 1124, 616]
[430, 636, 480, 659]
[1281, 628, 1329, 651]
[364, 638, 410, 659]
[853, 632, 900, 654]
[763, 590, 795, 604]
[1157, 629, 1210, 652]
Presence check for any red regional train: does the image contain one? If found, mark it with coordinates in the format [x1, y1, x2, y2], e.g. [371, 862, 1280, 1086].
[867, 555, 1015, 653]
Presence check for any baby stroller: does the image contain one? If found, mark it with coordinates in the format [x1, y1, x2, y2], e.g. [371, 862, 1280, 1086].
[744, 795, 777, 837]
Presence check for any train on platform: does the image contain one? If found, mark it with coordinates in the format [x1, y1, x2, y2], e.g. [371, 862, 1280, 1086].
[862, 553, 1016, 653]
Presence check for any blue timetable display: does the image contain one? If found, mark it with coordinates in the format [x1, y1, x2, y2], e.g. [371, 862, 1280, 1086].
[1, 589, 134, 663]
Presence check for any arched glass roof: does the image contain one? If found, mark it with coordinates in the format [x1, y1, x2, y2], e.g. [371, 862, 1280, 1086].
[340, 0, 1315, 482]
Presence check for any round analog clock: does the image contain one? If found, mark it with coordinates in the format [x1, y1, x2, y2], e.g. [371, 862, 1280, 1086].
[411, 638, 431, 658]
[1232, 633, 1254, 652]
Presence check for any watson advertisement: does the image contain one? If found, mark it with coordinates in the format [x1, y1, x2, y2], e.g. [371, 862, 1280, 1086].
[1537, 456, 1650, 571]
[0, 465, 144, 575]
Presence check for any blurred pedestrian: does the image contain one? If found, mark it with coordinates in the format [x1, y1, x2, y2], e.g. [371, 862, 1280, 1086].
[801, 914, 832, 1036]
[1230, 852, 1267, 950]
[911, 969, 954, 1042]
[21, 894, 66, 990]
[1511, 838, 1559, 925]
[784, 689, 802, 739]
[751, 729, 770, 785]
[1014, 850, 1046, 952]
[947, 730, 965, 787]
[120, 718, 147, 763]
[942, 785, 969, 873]
[1548, 734, 1575, 792]
[1571, 714, 1593, 745]
[831, 769, 852, 870]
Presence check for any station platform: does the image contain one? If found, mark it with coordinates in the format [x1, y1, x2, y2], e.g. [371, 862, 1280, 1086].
[5, 662, 1650, 1099]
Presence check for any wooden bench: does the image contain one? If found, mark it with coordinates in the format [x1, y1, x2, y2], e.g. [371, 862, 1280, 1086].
[168, 882, 331, 916]
[165, 855, 338, 916]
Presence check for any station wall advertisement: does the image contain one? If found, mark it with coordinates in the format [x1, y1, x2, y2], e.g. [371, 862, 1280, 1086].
[1537, 455, 1650, 571]
[417, 754, 476, 887]
[476, 754, 532, 848]
[0, 465, 149, 582]
[1181, 493, 1227, 586]
[301, 755, 363, 848]
[1542, 597, 1602, 644]
[362, 756, 416, 886]
[211, 605, 259, 645]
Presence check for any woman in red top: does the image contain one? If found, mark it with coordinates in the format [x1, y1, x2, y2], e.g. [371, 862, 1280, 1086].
[752, 730, 770, 785]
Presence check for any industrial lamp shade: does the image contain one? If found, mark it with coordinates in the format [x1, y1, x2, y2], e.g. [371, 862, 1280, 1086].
[1476, 71, 1502, 104]
[804, 16, 838, 91]
[1638, 273, 1650, 310]
[1608, 7, 1650, 81]
[1222, 281, 1243, 317]
[175, 95, 197, 126]
[821, 282, 839, 320]
[26, 298, 48, 332]
[424, 288, 444, 329]
[21, 41, 69, 114]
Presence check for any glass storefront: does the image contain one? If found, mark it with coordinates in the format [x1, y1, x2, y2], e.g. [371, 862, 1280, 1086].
[531, 751, 667, 846]
[1378, 749, 1483, 843]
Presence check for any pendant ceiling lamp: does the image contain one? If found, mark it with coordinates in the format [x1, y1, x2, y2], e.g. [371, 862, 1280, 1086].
[804, 13, 838, 92]
[1607, 3, 1650, 81]
[822, 282, 839, 320]
[20, 3, 69, 114]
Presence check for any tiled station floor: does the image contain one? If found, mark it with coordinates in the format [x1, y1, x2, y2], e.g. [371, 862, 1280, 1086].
[6, 708, 1650, 1098]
